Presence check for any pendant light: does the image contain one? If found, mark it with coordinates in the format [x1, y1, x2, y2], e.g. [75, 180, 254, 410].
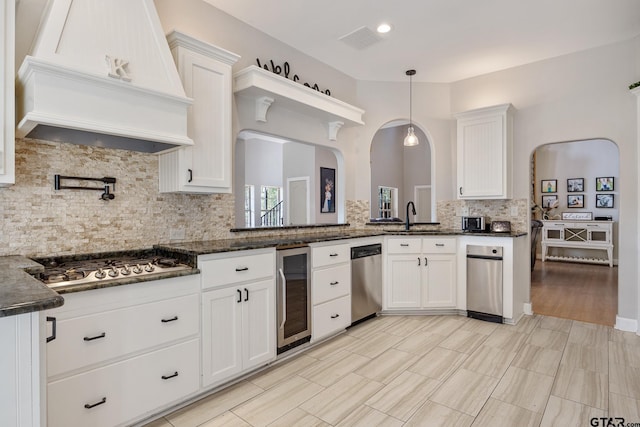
[404, 69, 419, 146]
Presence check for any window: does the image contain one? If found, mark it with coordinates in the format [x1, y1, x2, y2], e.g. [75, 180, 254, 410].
[244, 185, 255, 227]
[378, 186, 398, 219]
[260, 186, 283, 226]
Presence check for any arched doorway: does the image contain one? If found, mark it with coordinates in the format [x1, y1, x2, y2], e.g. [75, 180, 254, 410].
[529, 139, 619, 326]
[369, 121, 435, 222]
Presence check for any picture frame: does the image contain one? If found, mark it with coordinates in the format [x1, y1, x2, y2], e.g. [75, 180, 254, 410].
[541, 179, 557, 193]
[596, 194, 614, 208]
[320, 167, 336, 213]
[542, 195, 558, 208]
[567, 178, 584, 193]
[562, 212, 593, 220]
[567, 194, 584, 208]
[596, 177, 614, 192]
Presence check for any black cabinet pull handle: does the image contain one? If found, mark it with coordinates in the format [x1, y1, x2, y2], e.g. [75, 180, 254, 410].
[84, 397, 106, 409]
[435, 243, 445, 247]
[418, 258, 421, 266]
[400, 243, 409, 247]
[162, 371, 179, 380]
[331, 314, 340, 319]
[329, 253, 339, 257]
[83, 332, 106, 342]
[188, 169, 193, 183]
[161, 316, 178, 323]
[330, 281, 339, 286]
[46, 316, 56, 343]
[237, 289, 242, 303]
[244, 288, 249, 302]
[235, 267, 249, 272]
[460, 187, 463, 195]
[425, 258, 428, 266]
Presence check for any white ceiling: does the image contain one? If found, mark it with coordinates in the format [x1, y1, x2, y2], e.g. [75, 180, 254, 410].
[204, 0, 640, 83]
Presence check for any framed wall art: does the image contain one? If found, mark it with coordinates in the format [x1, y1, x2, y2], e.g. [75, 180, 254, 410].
[567, 194, 584, 208]
[596, 177, 614, 191]
[596, 194, 614, 208]
[541, 179, 557, 193]
[567, 178, 584, 192]
[542, 195, 558, 208]
[320, 167, 335, 213]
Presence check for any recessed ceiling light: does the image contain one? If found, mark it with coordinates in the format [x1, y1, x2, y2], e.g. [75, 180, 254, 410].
[377, 23, 392, 34]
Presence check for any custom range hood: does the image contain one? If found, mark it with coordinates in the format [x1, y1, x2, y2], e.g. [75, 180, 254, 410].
[16, 0, 193, 153]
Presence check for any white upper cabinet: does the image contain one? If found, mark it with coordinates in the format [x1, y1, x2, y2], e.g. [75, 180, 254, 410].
[0, 0, 15, 186]
[159, 32, 240, 193]
[456, 104, 514, 199]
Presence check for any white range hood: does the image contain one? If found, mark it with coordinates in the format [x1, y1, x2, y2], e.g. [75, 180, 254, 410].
[16, 0, 193, 153]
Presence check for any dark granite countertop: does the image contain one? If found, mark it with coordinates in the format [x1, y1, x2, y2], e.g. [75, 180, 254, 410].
[0, 256, 64, 317]
[156, 228, 527, 256]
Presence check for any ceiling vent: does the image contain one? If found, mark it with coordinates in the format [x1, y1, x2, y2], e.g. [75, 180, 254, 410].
[338, 26, 382, 50]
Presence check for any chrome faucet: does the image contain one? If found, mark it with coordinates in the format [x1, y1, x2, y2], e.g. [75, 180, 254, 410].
[406, 201, 416, 230]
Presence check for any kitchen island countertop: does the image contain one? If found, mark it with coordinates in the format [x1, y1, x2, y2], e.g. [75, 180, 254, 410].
[0, 256, 64, 317]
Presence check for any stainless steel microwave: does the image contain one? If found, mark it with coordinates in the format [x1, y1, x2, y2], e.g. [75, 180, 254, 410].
[462, 216, 486, 232]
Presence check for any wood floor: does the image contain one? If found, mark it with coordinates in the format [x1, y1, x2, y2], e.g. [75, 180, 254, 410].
[142, 314, 640, 427]
[530, 260, 617, 326]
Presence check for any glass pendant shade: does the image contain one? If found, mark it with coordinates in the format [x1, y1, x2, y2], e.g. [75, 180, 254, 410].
[404, 69, 419, 146]
[404, 126, 419, 146]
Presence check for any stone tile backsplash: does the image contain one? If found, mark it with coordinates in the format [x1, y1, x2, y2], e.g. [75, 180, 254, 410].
[1, 139, 528, 258]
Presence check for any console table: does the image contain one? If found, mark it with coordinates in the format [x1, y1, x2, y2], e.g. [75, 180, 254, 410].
[541, 220, 614, 267]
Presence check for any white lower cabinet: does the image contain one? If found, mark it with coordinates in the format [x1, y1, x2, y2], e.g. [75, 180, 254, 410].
[44, 275, 200, 427]
[199, 250, 276, 388]
[386, 237, 457, 310]
[201, 279, 275, 387]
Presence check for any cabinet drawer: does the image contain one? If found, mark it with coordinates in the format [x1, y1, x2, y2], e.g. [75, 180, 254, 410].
[48, 294, 199, 378]
[313, 264, 350, 305]
[312, 295, 351, 342]
[387, 238, 421, 254]
[422, 238, 456, 254]
[200, 252, 274, 289]
[48, 339, 199, 427]
[312, 244, 350, 268]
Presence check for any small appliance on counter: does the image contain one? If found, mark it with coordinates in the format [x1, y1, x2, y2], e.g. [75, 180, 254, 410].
[490, 221, 512, 233]
[462, 216, 486, 232]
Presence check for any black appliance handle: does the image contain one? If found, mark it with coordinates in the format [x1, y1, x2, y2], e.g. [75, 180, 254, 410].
[466, 254, 503, 261]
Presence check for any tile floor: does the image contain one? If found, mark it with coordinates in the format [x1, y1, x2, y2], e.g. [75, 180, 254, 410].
[143, 314, 640, 427]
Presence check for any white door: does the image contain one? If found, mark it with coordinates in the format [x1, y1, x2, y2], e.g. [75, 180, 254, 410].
[201, 287, 242, 387]
[287, 177, 310, 225]
[414, 185, 432, 222]
[386, 255, 421, 309]
[422, 254, 457, 308]
[241, 279, 276, 370]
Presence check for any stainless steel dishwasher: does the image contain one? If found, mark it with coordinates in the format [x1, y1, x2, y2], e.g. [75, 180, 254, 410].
[466, 245, 503, 323]
[351, 244, 382, 325]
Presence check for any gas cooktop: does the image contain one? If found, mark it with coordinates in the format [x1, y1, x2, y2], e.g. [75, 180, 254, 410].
[32, 249, 193, 288]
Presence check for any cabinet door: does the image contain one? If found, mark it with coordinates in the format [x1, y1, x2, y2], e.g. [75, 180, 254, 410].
[386, 255, 421, 309]
[422, 254, 457, 308]
[241, 279, 276, 370]
[456, 104, 512, 199]
[180, 49, 232, 191]
[202, 287, 243, 387]
[0, 0, 15, 186]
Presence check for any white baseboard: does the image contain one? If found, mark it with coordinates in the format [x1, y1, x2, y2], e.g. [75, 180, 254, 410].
[523, 303, 533, 316]
[615, 316, 638, 333]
